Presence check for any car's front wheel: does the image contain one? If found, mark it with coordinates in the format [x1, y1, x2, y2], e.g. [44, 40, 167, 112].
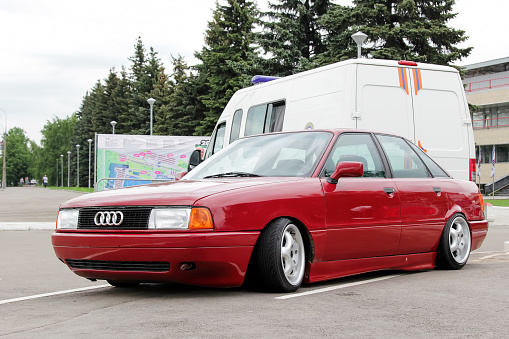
[436, 213, 472, 269]
[255, 218, 306, 292]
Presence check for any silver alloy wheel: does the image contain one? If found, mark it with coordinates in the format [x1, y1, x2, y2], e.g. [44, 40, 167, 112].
[280, 224, 305, 285]
[448, 216, 471, 264]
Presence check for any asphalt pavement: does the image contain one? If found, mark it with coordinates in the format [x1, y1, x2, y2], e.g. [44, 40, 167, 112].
[0, 186, 86, 230]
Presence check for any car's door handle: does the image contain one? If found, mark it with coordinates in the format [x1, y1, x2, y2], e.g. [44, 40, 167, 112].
[384, 187, 396, 194]
[433, 187, 442, 194]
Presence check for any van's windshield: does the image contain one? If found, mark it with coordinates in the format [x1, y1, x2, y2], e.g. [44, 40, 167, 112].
[184, 131, 333, 180]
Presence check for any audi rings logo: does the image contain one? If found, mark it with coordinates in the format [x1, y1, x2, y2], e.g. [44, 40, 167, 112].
[94, 211, 124, 226]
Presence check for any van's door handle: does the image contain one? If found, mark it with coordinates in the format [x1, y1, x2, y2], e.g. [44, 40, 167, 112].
[433, 187, 442, 194]
[384, 187, 396, 195]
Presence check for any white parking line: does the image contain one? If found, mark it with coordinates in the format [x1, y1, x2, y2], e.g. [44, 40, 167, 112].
[475, 252, 509, 261]
[0, 284, 110, 305]
[275, 274, 403, 300]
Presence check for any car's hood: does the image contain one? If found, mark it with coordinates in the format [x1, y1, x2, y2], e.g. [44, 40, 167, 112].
[59, 177, 306, 208]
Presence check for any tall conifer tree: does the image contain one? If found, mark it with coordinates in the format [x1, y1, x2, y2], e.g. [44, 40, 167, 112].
[155, 56, 207, 136]
[257, 0, 332, 76]
[318, 0, 471, 65]
[194, 0, 259, 135]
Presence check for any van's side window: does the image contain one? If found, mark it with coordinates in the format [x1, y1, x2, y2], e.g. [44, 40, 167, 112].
[245, 101, 285, 136]
[230, 109, 243, 143]
[266, 102, 285, 133]
[376, 135, 430, 178]
[204, 122, 226, 159]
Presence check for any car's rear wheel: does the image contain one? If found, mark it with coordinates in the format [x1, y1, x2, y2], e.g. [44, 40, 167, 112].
[107, 280, 140, 288]
[255, 218, 306, 292]
[436, 213, 471, 269]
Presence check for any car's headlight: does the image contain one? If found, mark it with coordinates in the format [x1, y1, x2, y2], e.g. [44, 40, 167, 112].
[148, 207, 213, 230]
[57, 209, 79, 229]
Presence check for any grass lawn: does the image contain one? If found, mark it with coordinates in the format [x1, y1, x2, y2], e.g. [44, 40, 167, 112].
[48, 186, 94, 193]
[485, 199, 509, 207]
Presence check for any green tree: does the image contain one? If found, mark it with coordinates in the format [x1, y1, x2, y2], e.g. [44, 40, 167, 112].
[155, 56, 207, 136]
[257, 0, 333, 76]
[3, 127, 32, 186]
[318, 0, 472, 65]
[122, 38, 164, 135]
[195, 0, 260, 135]
[39, 115, 77, 186]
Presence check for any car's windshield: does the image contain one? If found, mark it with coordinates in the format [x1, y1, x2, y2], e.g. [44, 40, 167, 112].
[185, 131, 333, 180]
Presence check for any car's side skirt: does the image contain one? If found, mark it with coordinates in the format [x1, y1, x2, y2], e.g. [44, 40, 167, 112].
[305, 252, 436, 284]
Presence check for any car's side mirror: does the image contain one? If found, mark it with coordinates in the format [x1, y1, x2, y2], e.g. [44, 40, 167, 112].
[188, 149, 202, 172]
[326, 161, 363, 184]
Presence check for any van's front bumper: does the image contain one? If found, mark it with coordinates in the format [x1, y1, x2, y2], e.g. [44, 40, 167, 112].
[52, 231, 259, 287]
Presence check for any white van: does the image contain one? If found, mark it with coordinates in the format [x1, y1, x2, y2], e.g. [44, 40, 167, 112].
[204, 58, 476, 181]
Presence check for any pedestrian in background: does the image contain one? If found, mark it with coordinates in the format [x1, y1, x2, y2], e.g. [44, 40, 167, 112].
[42, 175, 48, 188]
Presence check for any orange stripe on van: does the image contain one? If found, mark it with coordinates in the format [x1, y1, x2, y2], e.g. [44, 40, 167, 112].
[398, 67, 409, 95]
[413, 69, 422, 95]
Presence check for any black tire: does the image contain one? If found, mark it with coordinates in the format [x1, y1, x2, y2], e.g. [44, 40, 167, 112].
[436, 213, 472, 270]
[255, 218, 306, 292]
[107, 280, 140, 288]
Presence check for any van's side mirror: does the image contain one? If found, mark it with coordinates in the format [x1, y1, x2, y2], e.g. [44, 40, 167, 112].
[188, 149, 202, 172]
[326, 161, 363, 184]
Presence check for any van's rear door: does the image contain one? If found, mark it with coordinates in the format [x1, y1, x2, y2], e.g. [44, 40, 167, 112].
[355, 64, 415, 140]
[410, 69, 471, 180]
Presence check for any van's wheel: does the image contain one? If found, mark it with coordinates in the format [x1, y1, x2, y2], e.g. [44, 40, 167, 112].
[107, 280, 140, 288]
[255, 218, 306, 292]
[436, 213, 471, 269]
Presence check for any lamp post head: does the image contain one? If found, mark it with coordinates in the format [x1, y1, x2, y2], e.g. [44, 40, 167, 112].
[110, 121, 117, 127]
[87, 139, 92, 144]
[351, 31, 368, 46]
[76, 144, 80, 149]
[67, 151, 71, 154]
[147, 98, 156, 106]
[60, 154, 63, 157]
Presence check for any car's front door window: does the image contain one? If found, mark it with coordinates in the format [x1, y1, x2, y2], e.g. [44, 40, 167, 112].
[323, 133, 385, 178]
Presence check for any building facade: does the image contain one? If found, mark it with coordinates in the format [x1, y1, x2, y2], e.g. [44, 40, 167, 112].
[463, 57, 509, 189]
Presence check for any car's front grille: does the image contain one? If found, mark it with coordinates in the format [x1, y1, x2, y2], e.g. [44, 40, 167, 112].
[65, 259, 170, 272]
[78, 207, 152, 229]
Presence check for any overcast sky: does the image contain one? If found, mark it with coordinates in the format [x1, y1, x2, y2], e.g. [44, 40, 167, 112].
[0, 0, 506, 144]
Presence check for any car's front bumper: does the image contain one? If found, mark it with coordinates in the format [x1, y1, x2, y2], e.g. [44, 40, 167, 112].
[52, 231, 259, 287]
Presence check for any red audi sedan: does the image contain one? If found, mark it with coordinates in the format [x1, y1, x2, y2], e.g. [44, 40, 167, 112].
[52, 130, 488, 292]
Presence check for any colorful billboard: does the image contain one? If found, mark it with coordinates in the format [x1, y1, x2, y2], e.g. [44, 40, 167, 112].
[95, 134, 209, 191]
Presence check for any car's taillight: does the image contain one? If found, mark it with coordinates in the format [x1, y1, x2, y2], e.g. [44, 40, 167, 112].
[469, 158, 476, 181]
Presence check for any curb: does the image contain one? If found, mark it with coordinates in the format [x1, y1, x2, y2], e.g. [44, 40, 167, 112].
[0, 223, 55, 231]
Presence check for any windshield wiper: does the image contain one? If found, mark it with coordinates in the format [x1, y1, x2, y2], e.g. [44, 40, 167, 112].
[203, 172, 262, 179]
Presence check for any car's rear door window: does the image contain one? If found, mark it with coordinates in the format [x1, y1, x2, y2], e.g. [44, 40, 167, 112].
[376, 134, 430, 178]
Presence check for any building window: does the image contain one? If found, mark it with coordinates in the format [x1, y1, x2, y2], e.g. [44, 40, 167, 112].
[476, 144, 509, 164]
[473, 105, 509, 129]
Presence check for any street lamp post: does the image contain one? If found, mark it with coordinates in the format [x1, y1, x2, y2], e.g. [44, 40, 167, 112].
[351, 31, 368, 59]
[0, 107, 7, 190]
[147, 98, 156, 135]
[87, 139, 92, 188]
[110, 121, 117, 134]
[56, 159, 58, 186]
[67, 151, 71, 187]
[76, 144, 80, 187]
[60, 154, 63, 187]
